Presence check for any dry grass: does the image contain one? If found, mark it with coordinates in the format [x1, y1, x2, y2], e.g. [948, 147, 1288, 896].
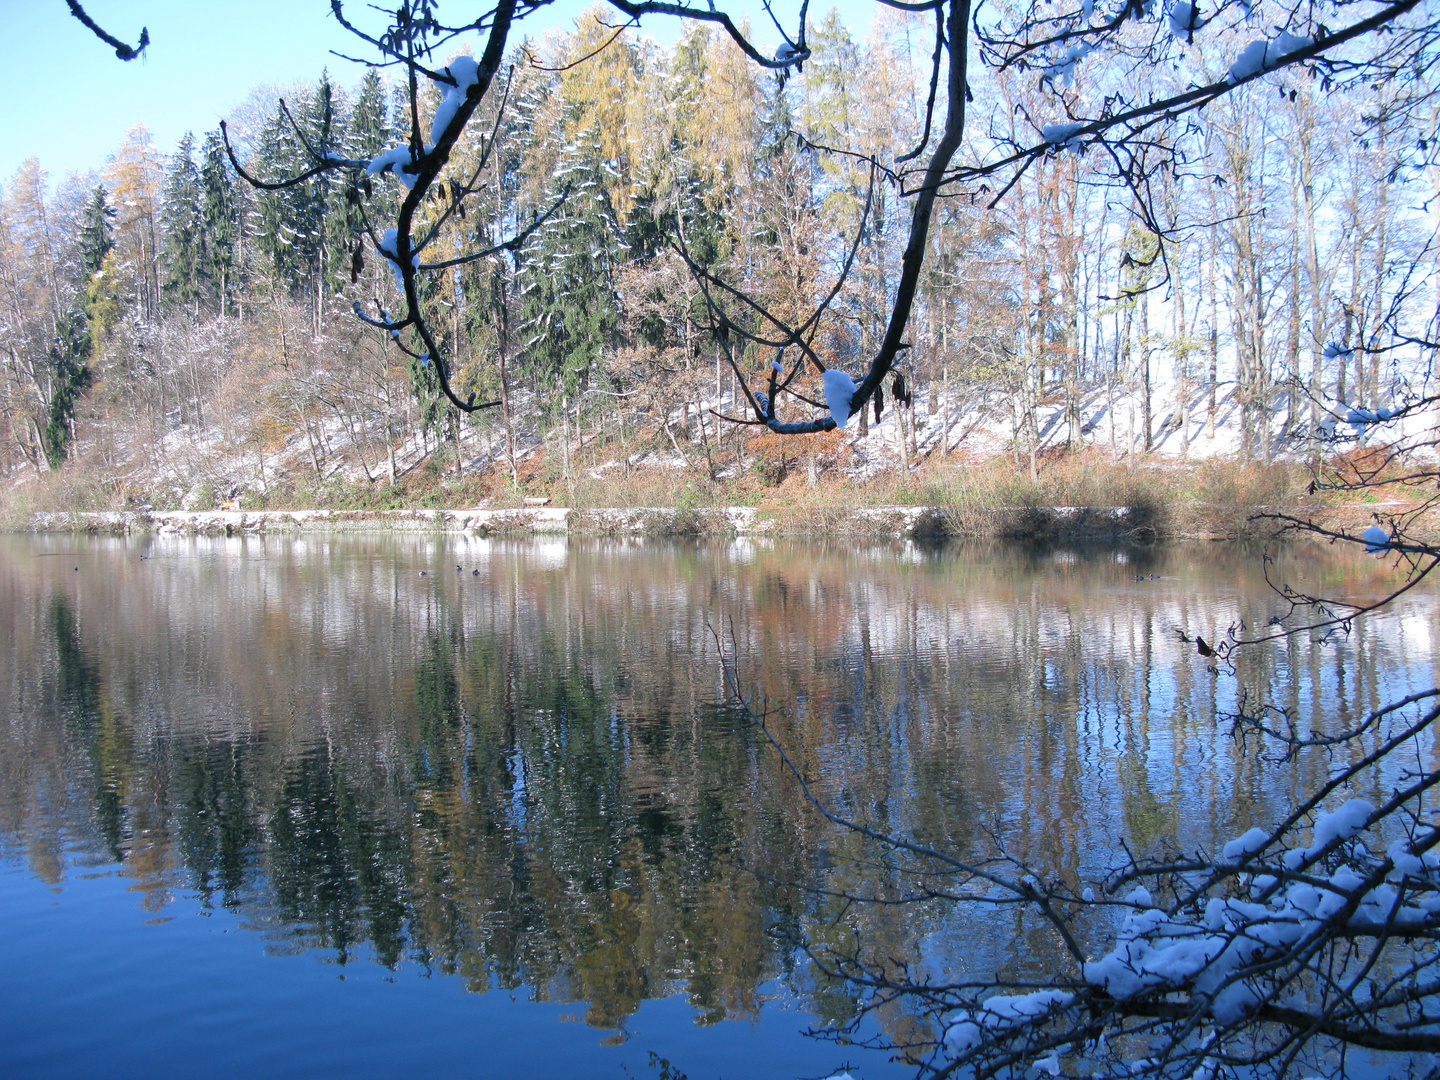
[3, 438, 1324, 541]
[0, 470, 135, 528]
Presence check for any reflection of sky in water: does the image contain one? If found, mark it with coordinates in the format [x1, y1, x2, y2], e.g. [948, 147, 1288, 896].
[0, 866, 880, 1080]
[0, 534, 1435, 1078]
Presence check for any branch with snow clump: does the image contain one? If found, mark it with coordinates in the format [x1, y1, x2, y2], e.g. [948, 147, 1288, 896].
[1227, 29, 1315, 82]
[743, 651, 1440, 1079]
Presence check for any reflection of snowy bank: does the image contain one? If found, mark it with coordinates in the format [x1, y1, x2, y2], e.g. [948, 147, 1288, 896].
[32, 502, 1173, 541]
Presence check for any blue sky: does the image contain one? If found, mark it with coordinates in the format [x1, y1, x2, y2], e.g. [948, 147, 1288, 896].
[1, 0, 878, 187]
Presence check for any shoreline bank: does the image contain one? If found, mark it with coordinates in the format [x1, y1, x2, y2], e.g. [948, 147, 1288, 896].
[18, 502, 1385, 543]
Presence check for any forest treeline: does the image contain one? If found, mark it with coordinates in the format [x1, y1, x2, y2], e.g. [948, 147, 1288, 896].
[0, 5, 1430, 506]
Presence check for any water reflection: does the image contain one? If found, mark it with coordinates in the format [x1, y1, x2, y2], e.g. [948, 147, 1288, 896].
[1, 534, 1436, 1068]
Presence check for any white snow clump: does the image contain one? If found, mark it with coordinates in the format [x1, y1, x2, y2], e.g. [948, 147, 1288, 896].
[1042, 122, 1086, 148]
[368, 144, 423, 188]
[1227, 29, 1314, 82]
[1044, 41, 1092, 85]
[1387, 839, 1440, 881]
[429, 55, 480, 146]
[377, 229, 420, 291]
[1347, 406, 1398, 426]
[1304, 799, 1374, 854]
[944, 990, 1075, 1052]
[1167, 0, 1207, 39]
[1222, 827, 1270, 861]
[823, 369, 857, 428]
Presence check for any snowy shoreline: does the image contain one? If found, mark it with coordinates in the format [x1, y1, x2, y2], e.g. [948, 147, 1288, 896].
[18, 501, 1372, 542]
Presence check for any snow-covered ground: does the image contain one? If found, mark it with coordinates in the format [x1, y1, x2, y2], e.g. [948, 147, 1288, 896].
[10, 372, 1431, 509]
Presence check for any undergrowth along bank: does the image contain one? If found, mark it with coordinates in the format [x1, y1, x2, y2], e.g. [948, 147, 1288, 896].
[5, 452, 1405, 544]
[7, 453, 1408, 542]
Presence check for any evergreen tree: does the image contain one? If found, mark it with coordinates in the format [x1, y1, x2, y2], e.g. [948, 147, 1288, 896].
[515, 128, 622, 402]
[199, 128, 242, 315]
[253, 73, 349, 299]
[43, 309, 90, 468]
[77, 186, 120, 350]
[349, 70, 391, 163]
[345, 70, 395, 285]
[251, 103, 303, 291]
[160, 131, 204, 311]
[77, 185, 115, 273]
[301, 72, 351, 298]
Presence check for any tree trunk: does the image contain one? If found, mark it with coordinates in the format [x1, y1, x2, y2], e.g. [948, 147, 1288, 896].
[1141, 289, 1152, 452]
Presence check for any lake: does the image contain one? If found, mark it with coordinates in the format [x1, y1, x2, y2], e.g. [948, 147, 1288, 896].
[0, 532, 1434, 1079]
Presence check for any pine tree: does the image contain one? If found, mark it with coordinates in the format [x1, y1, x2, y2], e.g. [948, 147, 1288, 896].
[252, 74, 347, 300]
[252, 102, 304, 292]
[301, 72, 351, 300]
[199, 128, 243, 316]
[160, 131, 204, 312]
[78, 186, 115, 274]
[515, 127, 622, 403]
[249, 72, 354, 307]
[42, 309, 90, 468]
[34, 187, 113, 468]
[77, 186, 120, 351]
[349, 70, 391, 164]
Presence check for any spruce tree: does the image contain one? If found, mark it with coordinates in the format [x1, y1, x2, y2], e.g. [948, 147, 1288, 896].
[77, 186, 120, 349]
[160, 131, 204, 312]
[300, 72, 351, 299]
[39, 190, 112, 467]
[515, 125, 621, 404]
[347, 70, 396, 266]
[199, 128, 242, 316]
[78, 185, 115, 273]
[252, 102, 308, 293]
[349, 70, 391, 164]
[43, 310, 90, 468]
[252, 74, 348, 300]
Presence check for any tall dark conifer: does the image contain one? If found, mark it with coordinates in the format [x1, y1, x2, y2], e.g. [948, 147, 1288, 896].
[252, 73, 349, 301]
[515, 126, 621, 403]
[78, 185, 115, 274]
[77, 186, 120, 344]
[252, 102, 308, 292]
[199, 128, 243, 315]
[349, 70, 391, 162]
[160, 131, 204, 312]
[301, 72, 350, 299]
[347, 70, 396, 269]
[40, 190, 112, 467]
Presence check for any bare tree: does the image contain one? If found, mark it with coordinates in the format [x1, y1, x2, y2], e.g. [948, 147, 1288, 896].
[713, 393, 1440, 1075]
[198, 0, 1417, 450]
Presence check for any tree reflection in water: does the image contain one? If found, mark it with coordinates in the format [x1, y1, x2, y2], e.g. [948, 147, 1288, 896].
[1, 534, 1435, 1051]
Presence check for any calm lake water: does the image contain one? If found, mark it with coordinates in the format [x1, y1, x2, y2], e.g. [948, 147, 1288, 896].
[0, 532, 1435, 1079]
